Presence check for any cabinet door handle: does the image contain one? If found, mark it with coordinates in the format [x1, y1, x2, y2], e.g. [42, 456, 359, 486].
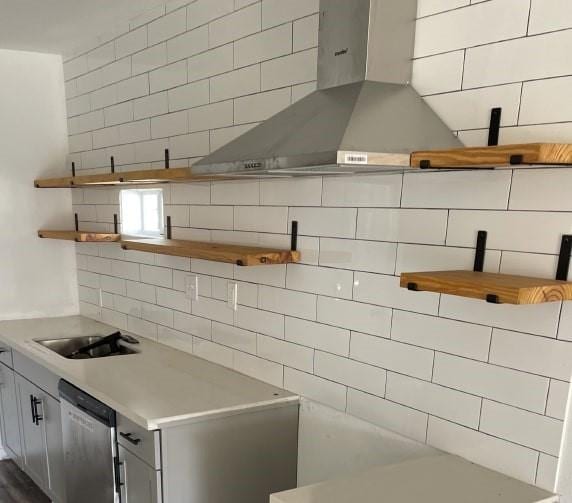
[29, 395, 36, 424]
[32, 397, 43, 425]
[119, 432, 141, 446]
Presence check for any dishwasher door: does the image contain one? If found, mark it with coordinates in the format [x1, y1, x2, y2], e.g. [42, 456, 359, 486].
[59, 380, 119, 503]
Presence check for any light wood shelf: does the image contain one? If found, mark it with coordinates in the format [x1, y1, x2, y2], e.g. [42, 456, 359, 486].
[411, 143, 572, 168]
[38, 230, 121, 242]
[121, 238, 300, 266]
[34, 167, 217, 188]
[400, 270, 572, 305]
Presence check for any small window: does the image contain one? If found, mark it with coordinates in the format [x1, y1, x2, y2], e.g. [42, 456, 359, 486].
[120, 189, 164, 238]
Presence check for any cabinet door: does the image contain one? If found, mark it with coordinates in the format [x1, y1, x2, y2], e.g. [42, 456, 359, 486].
[0, 364, 22, 462]
[16, 375, 48, 492]
[43, 392, 66, 503]
[118, 445, 161, 503]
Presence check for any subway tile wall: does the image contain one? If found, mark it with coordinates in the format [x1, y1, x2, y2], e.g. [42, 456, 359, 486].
[63, 0, 572, 492]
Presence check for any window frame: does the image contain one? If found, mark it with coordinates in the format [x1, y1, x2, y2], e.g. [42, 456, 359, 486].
[119, 188, 165, 238]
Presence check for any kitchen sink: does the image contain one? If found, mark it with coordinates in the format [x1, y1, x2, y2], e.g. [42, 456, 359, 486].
[35, 335, 138, 359]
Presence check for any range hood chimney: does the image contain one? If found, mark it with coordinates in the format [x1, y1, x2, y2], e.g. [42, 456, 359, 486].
[192, 0, 462, 177]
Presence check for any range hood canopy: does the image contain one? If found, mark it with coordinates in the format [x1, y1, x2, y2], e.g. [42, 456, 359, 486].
[193, 0, 462, 177]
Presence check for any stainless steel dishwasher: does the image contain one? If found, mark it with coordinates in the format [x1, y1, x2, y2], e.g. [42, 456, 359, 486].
[59, 380, 120, 503]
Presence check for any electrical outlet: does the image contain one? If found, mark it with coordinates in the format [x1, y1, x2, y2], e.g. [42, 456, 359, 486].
[185, 274, 199, 301]
[227, 282, 238, 311]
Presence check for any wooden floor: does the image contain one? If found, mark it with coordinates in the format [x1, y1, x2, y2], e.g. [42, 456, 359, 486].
[0, 460, 49, 503]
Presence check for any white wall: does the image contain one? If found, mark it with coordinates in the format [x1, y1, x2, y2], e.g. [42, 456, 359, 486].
[0, 50, 78, 319]
[60, 0, 572, 496]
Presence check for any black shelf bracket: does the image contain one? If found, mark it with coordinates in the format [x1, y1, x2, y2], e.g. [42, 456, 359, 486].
[71, 161, 76, 177]
[165, 149, 170, 169]
[474, 230, 487, 272]
[510, 154, 524, 165]
[74, 213, 79, 232]
[407, 282, 419, 291]
[291, 221, 298, 252]
[556, 235, 572, 281]
[419, 160, 431, 169]
[488, 107, 502, 147]
[166, 216, 172, 240]
[113, 214, 119, 234]
[110, 156, 115, 174]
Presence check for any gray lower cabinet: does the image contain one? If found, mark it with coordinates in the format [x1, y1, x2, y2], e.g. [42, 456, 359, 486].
[0, 362, 22, 465]
[15, 373, 66, 503]
[118, 444, 162, 503]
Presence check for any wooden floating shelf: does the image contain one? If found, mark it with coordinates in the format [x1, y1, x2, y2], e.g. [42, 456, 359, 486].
[411, 143, 572, 169]
[400, 270, 572, 305]
[38, 230, 121, 242]
[34, 167, 218, 188]
[121, 238, 301, 266]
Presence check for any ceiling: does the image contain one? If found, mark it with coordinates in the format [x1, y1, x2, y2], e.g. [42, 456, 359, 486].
[0, 0, 167, 56]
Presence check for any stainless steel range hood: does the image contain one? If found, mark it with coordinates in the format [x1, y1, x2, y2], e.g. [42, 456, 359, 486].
[192, 0, 462, 178]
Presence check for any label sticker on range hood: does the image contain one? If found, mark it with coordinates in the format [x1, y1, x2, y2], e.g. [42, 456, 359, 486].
[344, 153, 368, 164]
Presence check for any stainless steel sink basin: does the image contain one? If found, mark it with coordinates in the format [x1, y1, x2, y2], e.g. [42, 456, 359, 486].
[35, 336, 138, 359]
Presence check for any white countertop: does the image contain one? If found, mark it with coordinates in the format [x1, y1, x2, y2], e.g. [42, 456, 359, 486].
[0, 316, 297, 430]
[270, 455, 558, 503]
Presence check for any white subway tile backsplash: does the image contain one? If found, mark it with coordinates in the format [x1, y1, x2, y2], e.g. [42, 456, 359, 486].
[211, 65, 260, 102]
[510, 168, 572, 211]
[490, 329, 572, 382]
[318, 298, 392, 338]
[148, 8, 187, 45]
[116, 27, 148, 59]
[187, 0, 235, 30]
[289, 208, 356, 239]
[151, 110, 188, 138]
[132, 44, 168, 76]
[284, 367, 346, 411]
[424, 84, 521, 131]
[414, 0, 529, 58]
[258, 334, 314, 371]
[168, 79, 209, 112]
[193, 337, 233, 366]
[235, 23, 292, 68]
[174, 311, 212, 339]
[402, 170, 512, 209]
[261, 49, 317, 90]
[319, 238, 396, 275]
[211, 180, 260, 205]
[190, 205, 233, 230]
[463, 30, 572, 89]
[315, 352, 386, 397]
[354, 273, 439, 315]
[386, 373, 481, 428]
[115, 75, 150, 103]
[529, 0, 572, 35]
[286, 264, 354, 300]
[210, 3, 261, 48]
[234, 89, 290, 128]
[433, 353, 549, 413]
[150, 60, 188, 93]
[417, 0, 469, 18]
[480, 400, 563, 456]
[441, 294, 560, 339]
[285, 317, 350, 356]
[412, 51, 464, 96]
[356, 208, 448, 245]
[447, 210, 572, 254]
[351, 331, 434, 380]
[392, 310, 492, 361]
[234, 206, 288, 233]
[260, 177, 322, 207]
[259, 286, 316, 320]
[427, 417, 539, 484]
[188, 44, 234, 82]
[188, 100, 233, 133]
[236, 305, 284, 339]
[293, 14, 318, 52]
[261, 0, 319, 29]
[212, 321, 256, 353]
[536, 454, 558, 492]
[347, 389, 428, 443]
[167, 26, 209, 63]
[233, 351, 283, 387]
[547, 380, 569, 420]
[169, 131, 210, 158]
